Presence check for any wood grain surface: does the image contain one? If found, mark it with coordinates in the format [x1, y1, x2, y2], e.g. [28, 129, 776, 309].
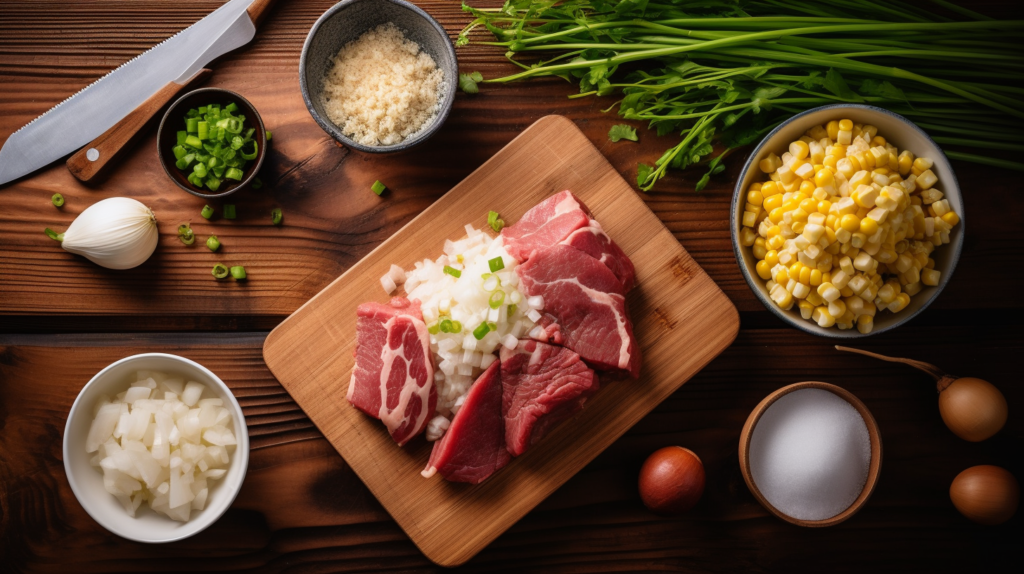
[1, 0, 1022, 572]
[263, 115, 739, 566]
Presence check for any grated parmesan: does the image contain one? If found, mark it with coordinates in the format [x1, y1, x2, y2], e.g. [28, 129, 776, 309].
[322, 23, 444, 146]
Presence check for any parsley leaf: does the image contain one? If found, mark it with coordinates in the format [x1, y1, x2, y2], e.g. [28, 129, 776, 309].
[609, 124, 638, 142]
[458, 71, 484, 94]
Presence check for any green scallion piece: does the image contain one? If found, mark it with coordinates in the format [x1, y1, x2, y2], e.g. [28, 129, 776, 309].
[212, 263, 229, 279]
[184, 135, 202, 149]
[177, 130, 187, 145]
[487, 210, 505, 233]
[240, 141, 258, 161]
[271, 207, 282, 226]
[473, 322, 491, 340]
[223, 204, 236, 219]
[230, 265, 246, 280]
[266, 130, 273, 141]
[198, 106, 208, 114]
[230, 136, 244, 150]
[187, 172, 204, 188]
[371, 180, 386, 196]
[51, 193, 64, 207]
[225, 167, 244, 181]
[193, 162, 208, 178]
[172, 145, 187, 160]
[179, 228, 195, 245]
[488, 257, 504, 273]
[450, 320, 462, 333]
[224, 102, 238, 113]
[443, 265, 461, 278]
[201, 204, 214, 219]
[197, 121, 209, 140]
[44, 228, 64, 242]
[439, 318, 454, 333]
[177, 223, 191, 236]
[205, 176, 221, 192]
[427, 322, 440, 335]
[488, 291, 505, 309]
[186, 118, 199, 133]
[508, 303, 517, 317]
[206, 235, 220, 252]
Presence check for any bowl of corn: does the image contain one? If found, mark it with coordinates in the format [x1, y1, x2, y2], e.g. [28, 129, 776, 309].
[732, 104, 964, 337]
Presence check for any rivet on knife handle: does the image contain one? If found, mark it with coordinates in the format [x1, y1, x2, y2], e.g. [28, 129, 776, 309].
[66, 68, 212, 183]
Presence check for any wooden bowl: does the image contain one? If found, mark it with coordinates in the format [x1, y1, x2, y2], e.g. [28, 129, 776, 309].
[738, 381, 883, 527]
[157, 87, 266, 199]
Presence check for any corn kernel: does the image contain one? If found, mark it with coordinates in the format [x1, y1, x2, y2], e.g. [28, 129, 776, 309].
[798, 300, 815, 320]
[761, 181, 780, 197]
[789, 140, 810, 160]
[828, 298, 846, 319]
[753, 237, 767, 259]
[756, 260, 772, 280]
[812, 306, 836, 327]
[765, 250, 780, 267]
[941, 211, 959, 227]
[856, 314, 874, 334]
[742, 211, 758, 227]
[916, 169, 938, 190]
[921, 268, 941, 286]
[759, 153, 782, 174]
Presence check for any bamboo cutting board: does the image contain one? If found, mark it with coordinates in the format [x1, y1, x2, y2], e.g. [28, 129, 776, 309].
[263, 115, 739, 567]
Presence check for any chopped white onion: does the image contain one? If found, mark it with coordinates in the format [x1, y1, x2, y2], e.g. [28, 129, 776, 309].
[527, 309, 543, 323]
[380, 274, 397, 295]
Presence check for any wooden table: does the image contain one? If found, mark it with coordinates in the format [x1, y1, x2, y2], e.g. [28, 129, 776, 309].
[1, 1, 1020, 571]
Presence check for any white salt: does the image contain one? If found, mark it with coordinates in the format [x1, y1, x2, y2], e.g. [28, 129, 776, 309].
[749, 388, 871, 521]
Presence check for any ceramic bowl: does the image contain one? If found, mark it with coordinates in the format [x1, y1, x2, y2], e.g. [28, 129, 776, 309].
[63, 353, 249, 543]
[157, 88, 266, 199]
[731, 104, 964, 338]
[299, 0, 457, 153]
[738, 381, 882, 527]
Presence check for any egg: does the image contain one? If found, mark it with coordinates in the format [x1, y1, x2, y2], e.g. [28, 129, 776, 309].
[638, 446, 705, 515]
[950, 465, 1019, 525]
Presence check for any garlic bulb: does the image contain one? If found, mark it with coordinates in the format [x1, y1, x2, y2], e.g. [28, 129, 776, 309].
[47, 197, 159, 269]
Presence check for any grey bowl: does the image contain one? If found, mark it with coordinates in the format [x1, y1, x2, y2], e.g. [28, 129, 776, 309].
[299, 0, 457, 153]
[731, 104, 964, 338]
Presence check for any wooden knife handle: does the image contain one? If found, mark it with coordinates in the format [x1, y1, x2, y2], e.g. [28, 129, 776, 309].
[247, 0, 279, 28]
[67, 68, 212, 183]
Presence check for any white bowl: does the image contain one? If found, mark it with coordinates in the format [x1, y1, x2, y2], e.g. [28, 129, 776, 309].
[63, 353, 249, 543]
[731, 104, 964, 338]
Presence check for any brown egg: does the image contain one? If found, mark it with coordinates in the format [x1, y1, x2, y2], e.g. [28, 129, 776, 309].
[938, 378, 1008, 442]
[950, 465, 1019, 525]
[639, 446, 705, 515]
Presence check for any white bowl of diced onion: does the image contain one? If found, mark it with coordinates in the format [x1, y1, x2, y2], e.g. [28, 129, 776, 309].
[63, 353, 248, 542]
[732, 104, 964, 338]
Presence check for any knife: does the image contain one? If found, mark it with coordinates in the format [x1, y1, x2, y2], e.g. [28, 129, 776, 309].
[0, 0, 277, 186]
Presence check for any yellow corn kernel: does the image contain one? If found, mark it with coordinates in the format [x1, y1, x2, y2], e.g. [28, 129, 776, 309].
[790, 140, 810, 160]
[826, 120, 840, 140]
[767, 235, 785, 250]
[752, 237, 767, 260]
[809, 269, 823, 286]
[761, 181, 780, 197]
[838, 119, 853, 131]
[763, 194, 783, 212]
[898, 150, 914, 176]
[826, 214, 839, 230]
[856, 314, 874, 334]
[888, 292, 911, 313]
[853, 186, 879, 208]
[861, 125, 878, 141]
[823, 155, 839, 170]
[799, 180, 816, 195]
[792, 282, 811, 299]
[756, 260, 772, 280]
[767, 225, 782, 238]
[742, 210, 758, 227]
[748, 182, 763, 192]
[764, 250, 780, 267]
[828, 298, 847, 319]
[798, 300, 815, 320]
[759, 153, 782, 174]
[769, 208, 785, 224]
[775, 267, 790, 285]
[791, 221, 806, 234]
[814, 168, 834, 188]
[917, 169, 938, 190]
[888, 152, 899, 172]
[797, 198, 815, 213]
[770, 284, 794, 310]
[921, 268, 941, 286]
[739, 227, 757, 247]
[912, 157, 934, 176]
[840, 214, 861, 232]
[816, 200, 832, 215]
[812, 306, 836, 328]
[747, 189, 764, 206]
[859, 217, 878, 235]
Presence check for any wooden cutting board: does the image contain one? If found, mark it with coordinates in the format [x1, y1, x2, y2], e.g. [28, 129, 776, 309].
[263, 115, 739, 567]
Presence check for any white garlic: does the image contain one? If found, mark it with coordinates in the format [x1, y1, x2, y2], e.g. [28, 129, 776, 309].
[48, 197, 159, 269]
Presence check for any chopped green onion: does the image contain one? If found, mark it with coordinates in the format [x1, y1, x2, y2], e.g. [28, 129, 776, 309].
[175, 101, 263, 192]
[230, 136, 244, 150]
[508, 303, 517, 317]
[450, 320, 462, 333]
[177, 130, 187, 145]
[177, 223, 191, 236]
[439, 318, 454, 333]
[179, 228, 195, 245]
[252, 177, 263, 190]
[488, 257, 504, 272]
[443, 265, 461, 278]
[193, 162, 208, 178]
[187, 172, 204, 187]
[44, 228, 64, 242]
[225, 167, 244, 181]
[212, 263, 229, 279]
[487, 210, 505, 233]
[205, 176, 221, 192]
[230, 265, 246, 280]
[225, 102, 238, 112]
[371, 180, 386, 196]
[223, 204, 236, 220]
[184, 135, 202, 149]
[240, 141, 258, 161]
[473, 322, 491, 340]
[427, 322, 440, 335]
[244, 127, 255, 139]
[186, 118, 199, 133]
[201, 205, 214, 219]
[51, 193, 64, 207]
[172, 145, 187, 160]
[206, 235, 220, 252]
[271, 207, 282, 226]
[489, 290, 505, 309]
[197, 121, 209, 140]
[198, 106, 207, 114]
[266, 130, 273, 141]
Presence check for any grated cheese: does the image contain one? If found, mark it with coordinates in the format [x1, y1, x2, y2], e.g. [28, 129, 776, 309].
[322, 23, 444, 146]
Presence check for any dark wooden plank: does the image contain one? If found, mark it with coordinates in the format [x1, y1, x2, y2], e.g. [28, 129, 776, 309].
[0, 329, 1019, 572]
[1, 0, 1022, 320]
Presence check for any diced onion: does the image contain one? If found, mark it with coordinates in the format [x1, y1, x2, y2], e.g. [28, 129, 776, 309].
[381, 274, 397, 294]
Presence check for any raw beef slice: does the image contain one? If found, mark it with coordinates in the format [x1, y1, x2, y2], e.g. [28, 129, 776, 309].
[561, 219, 636, 292]
[500, 190, 591, 262]
[422, 361, 510, 484]
[348, 297, 437, 446]
[501, 340, 599, 457]
[517, 244, 641, 378]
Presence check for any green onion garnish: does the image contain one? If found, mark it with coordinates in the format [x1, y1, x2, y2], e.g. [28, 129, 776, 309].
[371, 180, 386, 196]
[51, 193, 64, 207]
[225, 167, 244, 181]
[488, 257, 504, 272]
[177, 130, 187, 145]
[473, 322, 491, 340]
[201, 205, 214, 219]
[179, 228, 195, 245]
[271, 208, 283, 226]
[174, 102, 265, 192]
[230, 265, 246, 280]
[443, 265, 461, 278]
[489, 290, 505, 309]
[428, 322, 440, 335]
[44, 228, 64, 242]
[223, 204, 236, 220]
[177, 223, 191, 236]
[252, 177, 263, 190]
[212, 263, 229, 279]
[266, 130, 273, 141]
[439, 318, 454, 333]
[487, 210, 505, 233]
[206, 236, 220, 252]
[508, 303, 517, 317]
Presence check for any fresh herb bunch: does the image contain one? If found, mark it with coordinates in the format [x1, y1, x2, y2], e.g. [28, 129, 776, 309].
[459, 0, 1024, 191]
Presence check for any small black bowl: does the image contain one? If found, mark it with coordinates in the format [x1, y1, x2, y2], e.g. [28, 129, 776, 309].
[157, 88, 267, 199]
[299, 0, 457, 153]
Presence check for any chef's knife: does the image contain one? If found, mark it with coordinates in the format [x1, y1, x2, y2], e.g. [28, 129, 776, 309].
[0, 0, 277, 186]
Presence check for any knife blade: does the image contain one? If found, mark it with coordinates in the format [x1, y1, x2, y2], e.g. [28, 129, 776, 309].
[0, 0, 258, 187]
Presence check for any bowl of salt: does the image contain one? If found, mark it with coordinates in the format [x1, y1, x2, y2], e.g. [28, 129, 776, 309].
[739, 382, 882, 527]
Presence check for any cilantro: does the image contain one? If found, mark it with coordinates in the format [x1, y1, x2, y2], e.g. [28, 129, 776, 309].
[458, 71, 483, 94]
[608, 124, 638, 142]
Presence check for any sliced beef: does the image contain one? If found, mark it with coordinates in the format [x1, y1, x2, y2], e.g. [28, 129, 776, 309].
[500, 190, 591, 262]
[500, 340, 599, 457]
[421, 361, 510, 484]
[560, 219, 636, 292]
[347, 297, 437, 446]
[517, 244, 641, 378]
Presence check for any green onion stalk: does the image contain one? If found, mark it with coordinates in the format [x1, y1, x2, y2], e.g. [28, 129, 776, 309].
[459, 0, 1024, 191]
